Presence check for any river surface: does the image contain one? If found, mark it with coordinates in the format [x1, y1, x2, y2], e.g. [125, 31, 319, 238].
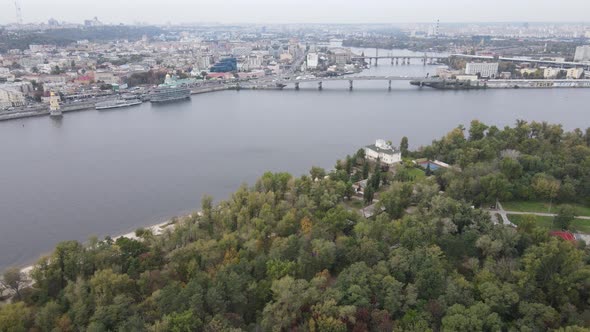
[1, 48, 589, 270]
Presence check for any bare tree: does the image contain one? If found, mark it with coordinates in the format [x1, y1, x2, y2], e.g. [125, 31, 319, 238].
[1, 268, 28, 300]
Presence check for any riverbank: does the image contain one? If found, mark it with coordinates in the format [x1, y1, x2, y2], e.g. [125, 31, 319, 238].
[0, 101, 97, 122]
[14, 211, 198, 282]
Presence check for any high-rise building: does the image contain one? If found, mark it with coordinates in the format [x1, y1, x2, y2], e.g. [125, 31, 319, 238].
[574, 46, 590, 62]
[307, 53, 319, 69]
[465, 62, 499, 78]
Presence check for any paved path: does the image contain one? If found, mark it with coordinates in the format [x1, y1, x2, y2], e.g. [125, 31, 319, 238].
[490, 202, 590, 243]
[489, 202, 517, 227]
[500, 210, 590, 220]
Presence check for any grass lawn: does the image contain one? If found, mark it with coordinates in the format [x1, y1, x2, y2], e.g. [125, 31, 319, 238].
[508, 214, 555, 229]
[508, 214, 590, 234]
[502, 201, 590, 217]
[345, 200, 364, 209]
[571, 219, 590, 234]
[406, 167, 426, 182]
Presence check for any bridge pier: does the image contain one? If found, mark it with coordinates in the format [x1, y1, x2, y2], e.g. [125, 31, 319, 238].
[391, 58, 394, 65]
[407, 58, 410, 65]
[395, 58, 399, 65]
[295, 82, 299, 90]
[318, 81, 322, 91]
[374, 58, 378, 66]
[388, 80, 392, 91]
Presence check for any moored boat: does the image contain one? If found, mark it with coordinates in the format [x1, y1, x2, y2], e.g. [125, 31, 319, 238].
[95, 99, 142, 110]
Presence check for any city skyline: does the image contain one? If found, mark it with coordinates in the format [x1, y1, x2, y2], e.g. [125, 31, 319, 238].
[1, 0, 590, 25]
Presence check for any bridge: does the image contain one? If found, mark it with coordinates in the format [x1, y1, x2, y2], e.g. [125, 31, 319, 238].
[451, 54, 590, 69]
[276, 76, 424, 90]
[351, 54, 448, 66]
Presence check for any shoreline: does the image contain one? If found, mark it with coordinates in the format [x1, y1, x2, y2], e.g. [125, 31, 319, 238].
[16, 211, 197, 279]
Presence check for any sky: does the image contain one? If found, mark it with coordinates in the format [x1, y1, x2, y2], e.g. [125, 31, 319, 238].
[1, 0, 589, 25]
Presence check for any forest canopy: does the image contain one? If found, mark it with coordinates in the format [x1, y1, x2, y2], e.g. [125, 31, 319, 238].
[2, 120, 590, 331]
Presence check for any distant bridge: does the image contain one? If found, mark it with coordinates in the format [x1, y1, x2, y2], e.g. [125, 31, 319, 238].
[277, 76, 424, 90]
[451, 54, 590, 69]
[351, 54, 448, 66]
[350, 52, 590, 69]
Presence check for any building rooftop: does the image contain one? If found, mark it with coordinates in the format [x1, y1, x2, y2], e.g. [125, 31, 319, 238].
[365, 139, 399, 154]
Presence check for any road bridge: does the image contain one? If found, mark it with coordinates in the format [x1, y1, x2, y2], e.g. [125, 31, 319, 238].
[277, 76, 424, 90]
[351, 54, 448, 66]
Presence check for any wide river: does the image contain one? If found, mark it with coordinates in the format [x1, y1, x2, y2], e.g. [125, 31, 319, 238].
[1, 48, 589, 270]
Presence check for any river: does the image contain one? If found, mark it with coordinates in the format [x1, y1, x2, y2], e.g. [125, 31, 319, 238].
[0, 48, 589, 270]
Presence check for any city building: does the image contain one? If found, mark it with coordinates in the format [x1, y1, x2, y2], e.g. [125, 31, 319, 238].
[307, 53, 319, 69]
[465, 62, 499, 78]
[210, 58, 237, 72]
[544, 67, 563, 79]
[0, 86, 26, 109]
[329, 48, 352, 66]
[574, 46, 590, 62]
[95, 72, 120, 84]
[364, 139, 402, 165]
[567, 68, 585, 79]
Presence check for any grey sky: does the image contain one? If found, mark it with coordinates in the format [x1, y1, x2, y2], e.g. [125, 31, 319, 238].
[1, 0, 589, 25]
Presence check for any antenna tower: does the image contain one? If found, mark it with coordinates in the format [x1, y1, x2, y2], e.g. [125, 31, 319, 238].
[14, 0, 23, 25]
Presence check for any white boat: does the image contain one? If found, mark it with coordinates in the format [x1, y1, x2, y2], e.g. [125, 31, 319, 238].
[95, 99, 142, 110]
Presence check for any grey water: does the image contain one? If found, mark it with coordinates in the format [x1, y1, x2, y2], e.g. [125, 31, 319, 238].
[0, 48, 589, 270]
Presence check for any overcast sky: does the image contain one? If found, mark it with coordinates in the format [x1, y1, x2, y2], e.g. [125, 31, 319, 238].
[1, 0, 589, 25]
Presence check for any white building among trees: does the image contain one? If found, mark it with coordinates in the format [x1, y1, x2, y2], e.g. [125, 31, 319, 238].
[364, 139, 402, 165]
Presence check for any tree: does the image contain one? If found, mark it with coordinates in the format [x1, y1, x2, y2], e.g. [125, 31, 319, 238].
[531, 174, 560, 211]
[310, 166, 326, 180]
[344, 181, 354, 200]
[468, 120, 488, 141]
[1, 267, 27, 299]
[0, 302, 31, 332]
[363, 186, 374, 205]
[35, 301, 62, 332]
[554, 204, 576, 230]
[355, 149, 366, 163]
[164, 310, 202, 332]
[441, 302, 502, 332]
[362, 162, 369, 179]
[90, 269, 134, 306]
[51, 65, 63, 75]
[400, 136, 409, 158]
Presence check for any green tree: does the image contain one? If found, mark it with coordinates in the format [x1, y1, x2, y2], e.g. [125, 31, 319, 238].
[35, 301, 62, 332]
[400, 136, 409, 158]
[362, 161, 369, 179]
[164, 310, 202, 332]
[468, 120, 488, 141]
[441, 302, 502, 332]
[554, 204, 576, 230]
[310, 166, 326, 180]
[363, 186, 374, 205]
[0, 302, 31, 332]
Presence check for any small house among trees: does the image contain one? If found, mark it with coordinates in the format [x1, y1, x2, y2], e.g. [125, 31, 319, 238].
[364, 139, 402, 165]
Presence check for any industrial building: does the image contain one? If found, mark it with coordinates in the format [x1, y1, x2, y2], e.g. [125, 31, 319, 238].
[574, 46, 590, 63]
[465, 62, 499, 78]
